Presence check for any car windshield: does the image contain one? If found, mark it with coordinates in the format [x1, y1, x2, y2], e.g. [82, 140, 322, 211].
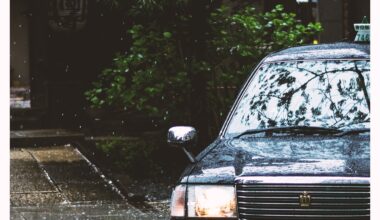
[225, 59, 370, 137]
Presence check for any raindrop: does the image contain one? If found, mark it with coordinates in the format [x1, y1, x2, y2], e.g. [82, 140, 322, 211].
[18, 24, 22, 28]
[100, 13, 104, 17]
[79, 125, 82, 129]
[121, 120, 125, 124]
[90, 136, 94, 140]
[61, 113, 64, 117]
[18, 75, 22, 79]
[120, 37, 124, 40]
[74, 113, 77, 117]
[128, 193, 134, 197]
[65, 65, 69, 72]
[112, 131, 115, 136]
[229, 47, 235, 54]
[12, 41, 16, 45]
[23, 60, 27, 64]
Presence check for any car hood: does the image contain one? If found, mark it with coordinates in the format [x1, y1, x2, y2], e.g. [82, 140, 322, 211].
[181, 134, 369, 184]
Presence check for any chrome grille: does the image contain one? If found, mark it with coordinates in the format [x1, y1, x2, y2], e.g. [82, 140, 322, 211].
[236, 183, 370, 220]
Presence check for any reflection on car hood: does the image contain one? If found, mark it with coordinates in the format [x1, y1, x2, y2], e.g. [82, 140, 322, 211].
[182, 135, 369, 184]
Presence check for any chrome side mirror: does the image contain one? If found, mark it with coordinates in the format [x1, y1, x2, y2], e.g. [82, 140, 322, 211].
[167, 126, 197, 148]
[167, 126, 197, 163]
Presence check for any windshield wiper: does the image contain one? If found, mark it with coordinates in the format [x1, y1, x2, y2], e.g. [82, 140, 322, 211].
[335, 128, 370, 136]
[233, 126, 341, 139]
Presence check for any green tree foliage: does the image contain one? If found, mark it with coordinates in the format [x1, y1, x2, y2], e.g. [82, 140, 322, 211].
[85, 3, 323, 138]
[85, 24, 192, 122]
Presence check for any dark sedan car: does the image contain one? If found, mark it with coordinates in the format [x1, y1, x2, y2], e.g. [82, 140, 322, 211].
[168, 42, 370, 219]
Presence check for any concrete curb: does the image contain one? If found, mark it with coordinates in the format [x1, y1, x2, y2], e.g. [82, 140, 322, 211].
[10, 129, 84, 147]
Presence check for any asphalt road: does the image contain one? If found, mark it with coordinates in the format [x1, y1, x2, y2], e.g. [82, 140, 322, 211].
[10, 145, 170, 220]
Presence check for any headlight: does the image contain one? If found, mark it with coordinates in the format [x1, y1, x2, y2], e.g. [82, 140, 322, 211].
[170, 185, 186, 217]
[187, 185, 237, 218]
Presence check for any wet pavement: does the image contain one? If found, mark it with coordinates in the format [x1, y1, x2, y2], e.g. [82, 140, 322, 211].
[10, 129, 84, 147]
[10, 145, 170, 219]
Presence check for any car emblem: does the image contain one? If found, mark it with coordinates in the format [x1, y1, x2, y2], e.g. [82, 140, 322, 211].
[299, 191, 311, 207]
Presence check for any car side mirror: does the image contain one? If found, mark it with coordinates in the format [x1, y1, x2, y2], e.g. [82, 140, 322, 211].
[167, 126, 197, 163]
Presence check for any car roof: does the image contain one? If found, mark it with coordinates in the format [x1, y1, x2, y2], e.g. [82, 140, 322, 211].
[263, 42, 370, 63]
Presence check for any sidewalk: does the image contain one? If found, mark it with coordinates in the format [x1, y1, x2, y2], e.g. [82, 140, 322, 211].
[10, 145, 170, 219]
[10, 129, 84, 147]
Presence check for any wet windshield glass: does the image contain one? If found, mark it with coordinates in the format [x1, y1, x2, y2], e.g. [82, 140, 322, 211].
[225, 60, 370, 136]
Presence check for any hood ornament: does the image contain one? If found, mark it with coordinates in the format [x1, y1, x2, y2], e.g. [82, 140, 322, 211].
[299, 191, 311, 207]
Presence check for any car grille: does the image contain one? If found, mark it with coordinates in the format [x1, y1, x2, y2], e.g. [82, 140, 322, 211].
[236, 183, 370, 220]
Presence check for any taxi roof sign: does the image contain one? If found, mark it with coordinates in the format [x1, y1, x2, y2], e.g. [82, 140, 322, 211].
[354, 16, 370, 42]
